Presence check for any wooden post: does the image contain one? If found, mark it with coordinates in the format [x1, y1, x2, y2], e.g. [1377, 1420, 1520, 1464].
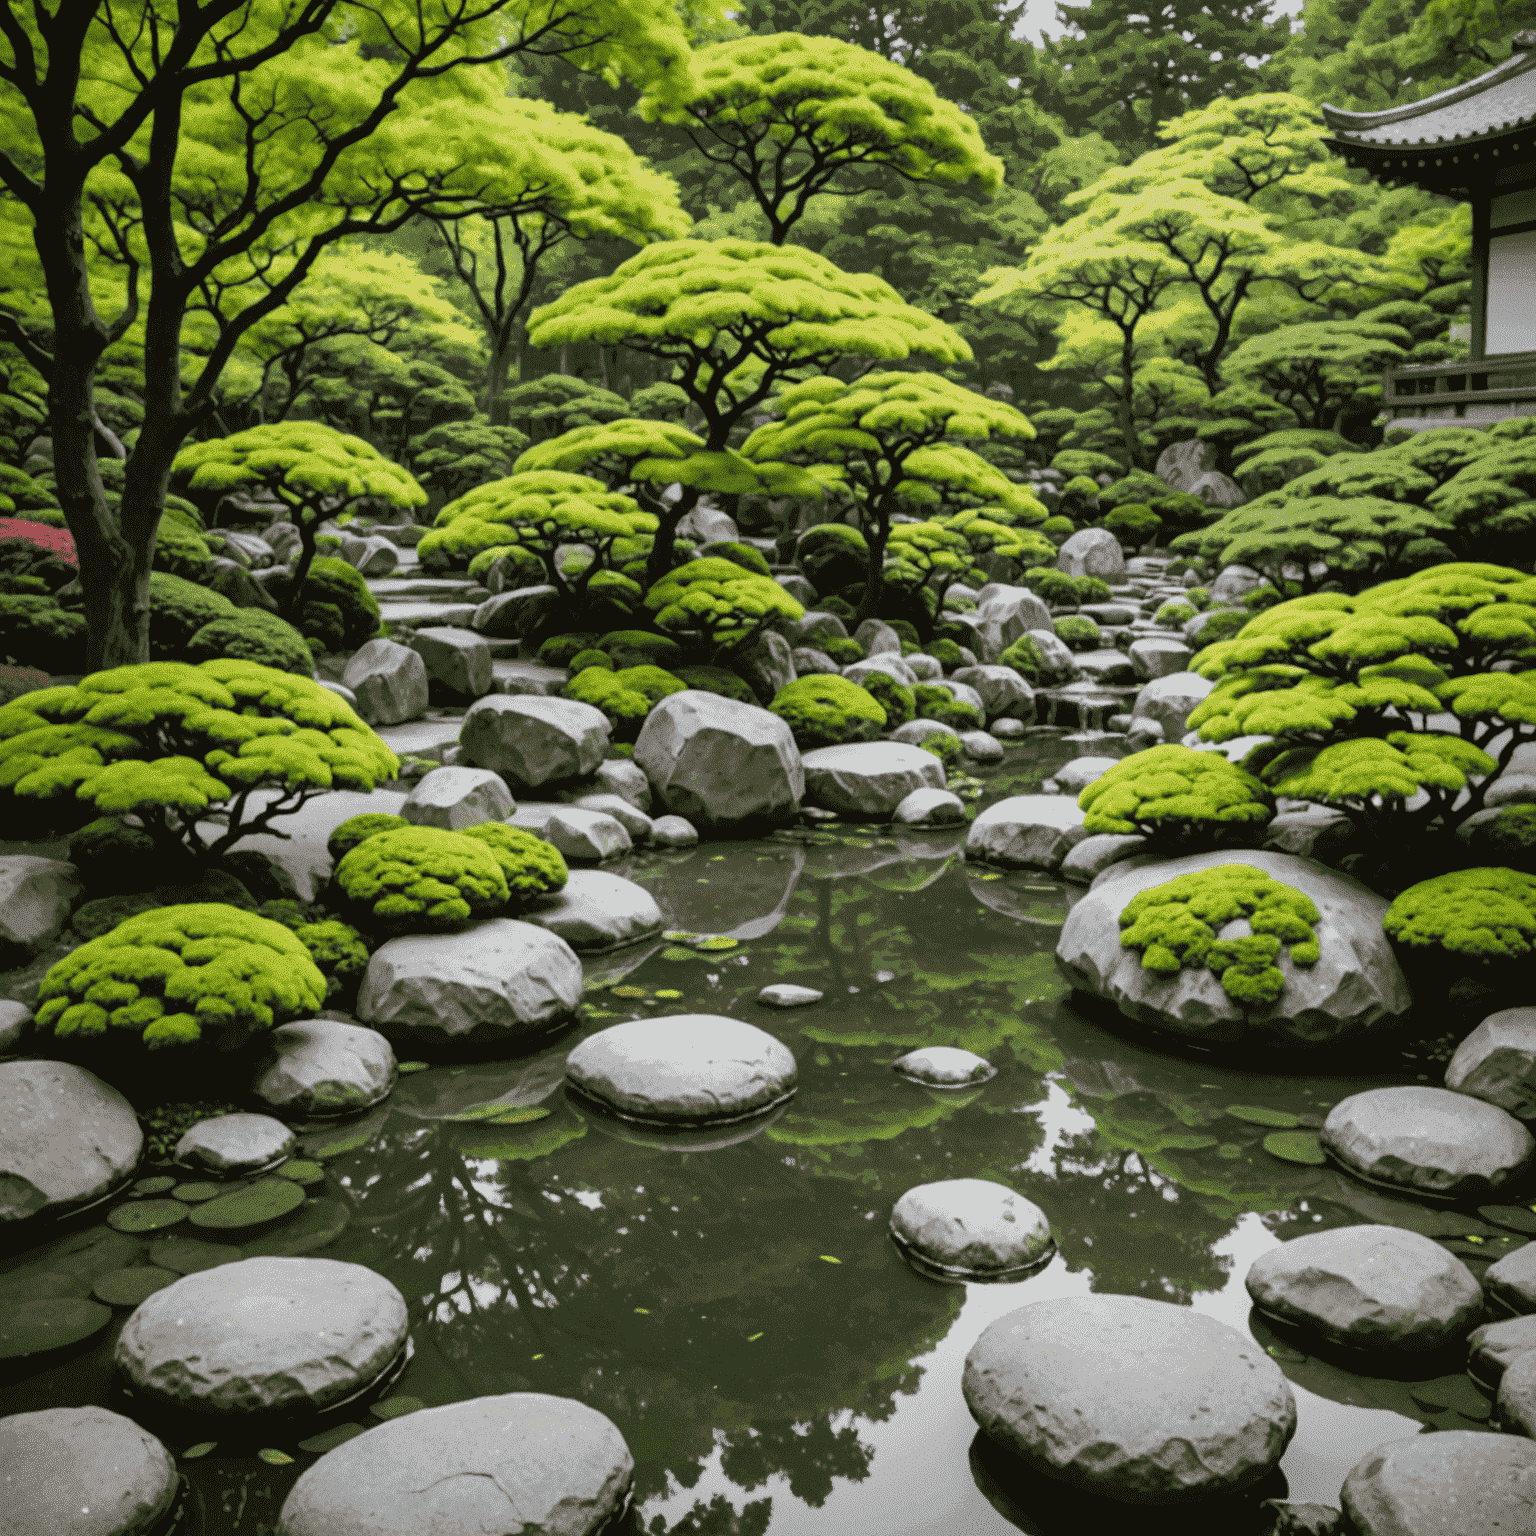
[1470, 191, 1492, 363]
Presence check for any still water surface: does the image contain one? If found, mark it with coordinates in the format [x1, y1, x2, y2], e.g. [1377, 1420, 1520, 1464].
[1, 732, 1504, 1534]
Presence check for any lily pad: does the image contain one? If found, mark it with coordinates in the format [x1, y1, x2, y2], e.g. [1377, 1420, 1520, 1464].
[662, 930, 699, 942]
[306, 1129, 372, 1160]
[1226, 1105, 1302, 1129]
[396, 1061, 429, 1075]
[92, 1266, 180, 1307]
[148, 1238, 244, 1275]
[276, 1160, 326, 1186]
[1263, 1130, 1328, 1167]
[441, 1105, 551, 1126]
[180, 1443, 217, 1460]
[1478, 1205, 1536, 1235]
[132, 1176, 177, 1196]
[189, 1178, 306, 1232]
[660, 947, 700, 963]
[610, 985, 646, 998]
[240, 1197, 350, 1258]
[257, 1448, 295, 1466]
[694, 936, 739, 952]
[107, 1199, 189, 1234]
[172, 1183, 225, 1203]
[297, 1424, 368, 1455]
[368, 1396, 424, 1421]
[1216, 1144, 1245, 1160]
[0, 1297, 112, 1360]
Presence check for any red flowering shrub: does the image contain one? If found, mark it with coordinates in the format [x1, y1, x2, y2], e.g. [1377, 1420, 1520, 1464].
[0, 664, 50, 705]
[0, 518, 77, 565]
[0, 517, 78, 595]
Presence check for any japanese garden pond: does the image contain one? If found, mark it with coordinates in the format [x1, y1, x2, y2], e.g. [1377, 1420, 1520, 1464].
[0, 727, 1516, 1535]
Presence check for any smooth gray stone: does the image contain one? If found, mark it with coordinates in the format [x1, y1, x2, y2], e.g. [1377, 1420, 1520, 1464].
[1245, 1224, 1483, 1353]
[756, 984, 822, 1010]
[0, 998, 32, 1052]
[0, 1062, 142, 1224]
[114, 1257, 409, 1416]
[342, 640, 429, 726]
[0, 1406, 178, 1536]
[409, 626, 492, 698]
[893, 787, 966, 826]
[892, 1046, 995, 1086]
[400, 765, 513, 831]
[460, 694, 608, 788]
[649, 814, 699, 849]
[566, 792, 653, 844]
[565, 1015, 797, 1126]
[522, 871, 662, 952]
[1131, 670, 1213, 741]
[251, 1020, 396, 1119]
[1339, 1432, 1536, 1536]
[591, 758, 652, 813]
[959, 729, 1003, 762]
[801, 742, 945, 818]
[0, 855, 81, 958]
[1058, 833, 1148, 885]
[1130, 636, 1194, 681]
[1498, 1348, 1536, 1436]
[1486, 1241, 1536, 1317]
[1051, 755, 1118, 793]
[790, 645, 839, 676]
[276, 1393, 634, 1536]
[890, 1178, 1051, 1276]
[1467, 1313, 1536, 1387]
[1259, 1502, 1342, 1536]
[174, 1113, 296, 1175]
[542, 807, 632, 862]
[950, 665, 1035, 722]
[1446, 1007, 1536, 1120]
[962, 1294, 1295, 1504]
[1323, 1085, 1535, 1200]
[965, 794, 1087, 872]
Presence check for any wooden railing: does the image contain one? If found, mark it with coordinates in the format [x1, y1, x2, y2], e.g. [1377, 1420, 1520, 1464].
[1381, 351, 1536, 424]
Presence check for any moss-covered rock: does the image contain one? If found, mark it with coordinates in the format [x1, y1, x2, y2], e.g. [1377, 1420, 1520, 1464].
[334, 826, 510, 929]
[565, 665, 686, 742]
[567, 647, 612, 673]
[1024, 567, 1080, 607]
[186, 609, 313, 676]
[797, 523, 869, 597]
[998, 634, 1045, 684]
[769, 675, 887, 750]
[913, 683, 983, 731]
[536, 633, 600, 667]
[1054, 615, 1102, 651]
[853, 668, 916, 729]
[457, 821, 569, 906]
[822, 636, 864, 666]
[1384, 867, 1536, 964]
[595, 630, 685, 670]
[1155, 601, 1196, 627]
[670, 665, 757, 703]
[926, 638, 964, 670]
[326, 812, 411, 864]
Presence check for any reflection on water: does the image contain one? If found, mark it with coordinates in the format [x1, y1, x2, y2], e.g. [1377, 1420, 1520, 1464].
[0, 731, 1492, 1532]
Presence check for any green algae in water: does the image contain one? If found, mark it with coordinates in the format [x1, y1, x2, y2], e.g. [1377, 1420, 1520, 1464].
[107, 1199, 188, 1234]
[439, 1104, 551, 1125]
[189, 1178, 305, 1232]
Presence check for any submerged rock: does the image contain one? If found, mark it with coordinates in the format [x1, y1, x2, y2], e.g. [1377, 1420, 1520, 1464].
[756, 984, 823, 1009]
[1244, 1224, 1483, 1353]
[962, 1294, 1295, 1504]
[0, 1406, 178, 1536]
[277, 1393, 633, 1536]
[890, 1178, 1052, 1278]
[1339, 1432, 1536, 1536]
[565, 1015, 797, 1126]
[1322, 1085, 1535, 1199]
[114, 1256, 409, 1417]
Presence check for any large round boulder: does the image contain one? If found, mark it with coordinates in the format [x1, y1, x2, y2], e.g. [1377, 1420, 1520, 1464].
[565, 1015, 797, 1127]
[277, 1392, 631, 1536]
[800, 742, 945, 819]
[520, 870, 663, 952]
[1054, 850, 1412, 1048]
[0, 1406, 178, 1536]
[1244, 1225, 1483, 1353]
[0, 1061, 142, 1225]
[459, 695, 609, 788]
[1322, 1085, 1535, 1199]
[889, 1179, 1053, 1279]
[962, 1294, 1295, 1504]
[634, 692, 803, 833]
[1487, 1240, 1536, 1317]
[357, 919, 582, 1050]
[1132, 670, 1213, 741]
[1339, 1432, 1536, 1536]
[965, 794, 1088, 872]
[1445, 1006, 1536, 1120]
[114, 1256, 409, 1417]
[251, 1019, 397, 1118]
[1055, 528, 1126, 582]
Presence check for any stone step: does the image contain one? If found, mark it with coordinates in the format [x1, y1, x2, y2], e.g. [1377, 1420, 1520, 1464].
[374, 717, 463, 762]
[368, 577, 475, 600]
[492, 659, 568, 696]
[377, 600, 478, 628]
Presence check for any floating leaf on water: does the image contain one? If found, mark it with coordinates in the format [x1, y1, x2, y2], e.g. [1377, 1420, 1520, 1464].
[180, 1443, 217, 1460]
[307, 1130, 372, 1160]
[611, 986, 647, 998]
[257, 1448, 294, 1466]
[172, 1183, 224, 1203]
[483, 1106, 551, 1126]
[973, 873, 1003, 882]
[297, 1425, 366, 1454]
[440, 1104, 551, 1126]
[0, 1298, 112, 1360]
[819, 1255, 841, 1264]
[694, 936, 739, 952]
[148, 1238, 243, 1274]
[396, 1062, 430, 1075]
[1263, 1130, 1327, 1166]
[92, 1266, 179, 1307]
[747, 1332, 763, 1341]
[654, 990, 683, 1000]
[633, 1307, 649, 1315]
[662, 930, 699, 942]
[189, 1178, 305, 1232]
[132, 1176, 176, 1196]
[660, 947, 699, 963]
[107, 1199, 189, 1234]
[1478, 1205, 1536, 1235]
[276, 1160, 325, 1186]
[1216, 1144, 1245, 1160]
[1226, 1105, 1302, 1129]
[368, 1396, 424, 1421]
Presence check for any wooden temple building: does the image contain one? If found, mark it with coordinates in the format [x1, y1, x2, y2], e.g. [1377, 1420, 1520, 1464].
[1324, 34, 1536, 430]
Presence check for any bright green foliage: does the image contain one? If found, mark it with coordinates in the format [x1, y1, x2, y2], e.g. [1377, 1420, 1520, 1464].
[408, 422, 529, 504]
[1058, 477, 1100, 521]
[998, 634, 1046, 683]
[1118, 865, 1321, 1007]
[1189, 609, 1251, 653]
[565, 664, 686, 740]
[185, 610, 313, 677]
[639, 32, 1003, 244]
[1233, 429, 1352, 497]
[326, 812, 411, 863]
[0, 466, 62, 521]
[466, 544, 545, 591]
[1223, 321, 1412, 430]
[596, 631, 686, 670]
[1024, 567, 1081, 607]
[699, 541, 772, 577]
[290, 920, 370, 1005]
[671, 665, 757, 703]
[1383, 868, 1536, 964]
[913, 684, 983, 731]
[1053, 450, 1124, 480]
[1156, 600, 1197, 627]
[456, 822, 568, 905]
[335, 826, 509, 928]
[147, 573, 237, 660]
[260, 558, 381, 651]
[0, 660, 398, 861]
[1104, 503, 1162, 549]
[926, 638, 965, 670]
[1079, 745, 1275, 847]
[797, 523, 869, 596]
[645, 557, 804, 653]
[422, 471, 654, 605]
[1466, 807, 1536, 876]
[567, 648, 613, 673]
[34, 903, 327, 1050]
[916, 731, 962, 773]
[1041, 516, 1076, 545]
[770, 675, 886, 749]
[0, 593, 87, 673]
[851, 667, 915, 729]
[820, 636, 864, 666]
[500, 378, 633, 443]
[537, 634, 601, 667]
[1054, 615, 1102, 651]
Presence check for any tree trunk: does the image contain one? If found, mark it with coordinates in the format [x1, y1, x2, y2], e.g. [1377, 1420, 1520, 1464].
[484, 335, 518, 427]
[643, 487, 701, 591]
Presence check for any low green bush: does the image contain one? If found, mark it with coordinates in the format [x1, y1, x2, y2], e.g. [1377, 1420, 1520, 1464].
[998, 634, 1044, 683]
[335, 825, 509, 928]
[1054, 615, 1102, 651]
[1079, 745, 1274, 848]
[1383, 867, 1536, 965]
[0, 592, 87, 672]
[770, 675, 886, 749]
[1024, 567, 1080, 607]
[1074, 576, 1112, 604]
[822, 636, 864, 665]
[567, 648, 612, 673]
[913, 683, 982, 731]
[537, 633, 600, 667]
[671, 665, 756, 703]
[1464, 808, 1536, 875]
[326, 812, 411, 863]
[596, 629, 685, 670]
[853, 668, 915, 729]
[926, 638, 964, 669]
[1155, 601, 1197, 627]
[457, 821, 568, 905]
[186, 609, 313, 676]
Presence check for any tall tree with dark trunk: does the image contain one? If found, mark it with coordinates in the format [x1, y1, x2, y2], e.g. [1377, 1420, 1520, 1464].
[0, 0, 703, 669]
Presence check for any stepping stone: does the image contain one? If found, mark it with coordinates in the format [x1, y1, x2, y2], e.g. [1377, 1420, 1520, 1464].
[1467, 1313, 1536, 1389]
[965, 794, 1087, 872]
[893, 787, 966, 826]
[650, 814, 699, 849]
[343, 640, 429, 727]
[0, 1061, 143, 1225]
[374, 601, 477, 627]
[521, 870, 662, 952]
[0, 1406, 178, 1536]
[459, 695, 608, 788]
[1340, 1432, 1536, 1536]
[276, 1394, 633, 1536]
[175, 1113, 296, 1175]
[400, 765, 513, 831]
[1323, 1085, 1535, 1200]
[1049, 755, 1118, 793]
[757, 984, 823, 1010]
[490, 658, 569, 696]
[372, 720, 462, 763]
[1244, 1224, 1482, 1353]
[367, 577, 476, 601]
[566, 1015, 798, 1126]
[564, 791, 653, 843]
[251, 1019, 397, 1119]
[1445, 1006, 1536, 1120]
[1487, 1241, 1536, 1317]
[801, 742, 947, 819]
[963, 1294, 1295, 1503]
[543, 806, 632, 862]
[891, 1178, 1052, 1278]
[409, 627, 492, 699]
[893, 1046, 995, 1087]
[114, 1256, 409, 1417]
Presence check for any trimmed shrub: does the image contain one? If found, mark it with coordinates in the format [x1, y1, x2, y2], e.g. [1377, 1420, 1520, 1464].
[0, 592, 87, 672]
[1079, 745, 1274, 848]
[261, 557, 380, 649]
[671, 665, 757, 703]
[1188, 609, 1250, 653]
[796, 523, 869, 596]
[917, 731, 962, 773]
[596, 629, 685, 670]
[770, 675, 887, 750]
[854, 668, 915, 730]
[1383, 867, 1536, 965]
[537, 633, 600, 667]
[292, 919, 370, 1006]
[567, 648, 612, 673]
[147, 571, 237, 659]
[1054, 615, 1102, 651]
[998, 634, 1045, 683]
[1103, 502, 1161, 550]
[926, 638, 964, 669]
[326, 812, 411, 863]
[34, 902, 327, 1050]
[1024, 567, 1080, 607]
[913, 683, 982, 731]
[822, 636, 864, 665]
[458, 821, 569, 904]
[186, 609, 313, 676]
[335, 825, 510, 928]
[1074, 576, 1113, 605]
[1155, 601, 1197, 627]
[1041, 516, 1075, 544]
